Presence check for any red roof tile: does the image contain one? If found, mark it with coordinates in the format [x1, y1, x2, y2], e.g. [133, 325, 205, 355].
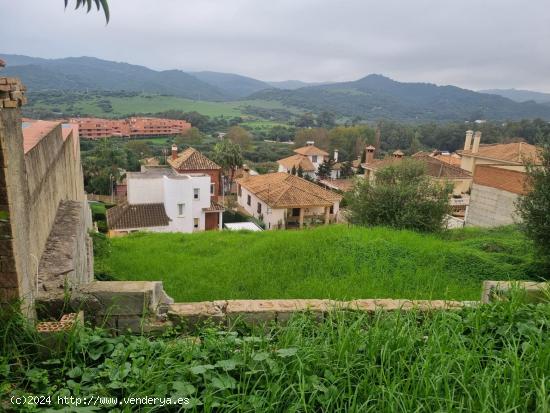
[168, 147, 220, 170]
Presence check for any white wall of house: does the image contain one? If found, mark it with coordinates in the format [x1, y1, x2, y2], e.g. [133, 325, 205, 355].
[238, 186, 286, 229]
[237, 185, 340, 230]
[126, 173, 212, 233]
[278, 164, 317, 180]
[127, 177, 164, 204]
[163, 175, 210, 232]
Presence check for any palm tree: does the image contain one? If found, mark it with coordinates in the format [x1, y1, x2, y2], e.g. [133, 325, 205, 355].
[65, 0, 110, 23]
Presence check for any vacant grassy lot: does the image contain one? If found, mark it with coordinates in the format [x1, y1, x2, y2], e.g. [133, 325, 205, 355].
[3, 299, 549, 412]
[96, 225, 536, 302]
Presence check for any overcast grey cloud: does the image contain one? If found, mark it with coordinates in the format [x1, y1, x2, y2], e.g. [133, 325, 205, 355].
[1, 0, 549, 91]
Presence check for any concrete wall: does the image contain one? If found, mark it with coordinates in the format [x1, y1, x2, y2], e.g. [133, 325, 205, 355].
[465, 183, 520, 227]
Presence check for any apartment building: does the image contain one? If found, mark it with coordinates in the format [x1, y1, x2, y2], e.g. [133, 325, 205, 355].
[70, 117, 191, 139]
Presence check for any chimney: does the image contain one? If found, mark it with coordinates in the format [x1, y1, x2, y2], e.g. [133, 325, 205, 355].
[365, 145, 375, 164]
[472, 131, 481, 154]
[171, 144, 178, 160]
[464, 130, 473, 151]
[306, 140, 314, 146]
[333, 149, 339, 163]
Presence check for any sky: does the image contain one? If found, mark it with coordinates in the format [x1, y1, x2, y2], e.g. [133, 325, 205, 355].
[1, 0, 549, 92]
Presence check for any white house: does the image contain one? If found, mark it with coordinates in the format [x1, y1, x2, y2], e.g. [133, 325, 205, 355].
[236, 172, 342, 230]
[107, 166, 224, 235]
[277, 141, 329, 179]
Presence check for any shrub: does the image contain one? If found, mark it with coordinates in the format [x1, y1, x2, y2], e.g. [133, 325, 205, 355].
[347, 159, 452, 232]
[517, 135, 550, 266]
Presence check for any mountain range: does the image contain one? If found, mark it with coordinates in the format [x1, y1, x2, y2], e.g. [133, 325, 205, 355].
[479, 89, 550, 104]
[2, 53, 550, 122]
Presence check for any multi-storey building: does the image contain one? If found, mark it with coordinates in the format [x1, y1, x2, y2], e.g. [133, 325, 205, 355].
[70, 117, 191, 139]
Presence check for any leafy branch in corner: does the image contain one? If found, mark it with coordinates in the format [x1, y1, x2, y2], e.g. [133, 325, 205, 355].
[64, 0, 110, 23]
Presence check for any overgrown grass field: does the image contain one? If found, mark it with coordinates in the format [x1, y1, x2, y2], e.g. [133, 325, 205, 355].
[96, 225, 537, 302]
[2, 299, 549, 412]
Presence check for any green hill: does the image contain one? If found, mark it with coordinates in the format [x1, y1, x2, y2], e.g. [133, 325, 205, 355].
[479, 88, 550, 104]
[251, 74, 550, 122]
[0, 54, 228, 101]
[190, 71, 273, 99]
[96, 225, 536, 302]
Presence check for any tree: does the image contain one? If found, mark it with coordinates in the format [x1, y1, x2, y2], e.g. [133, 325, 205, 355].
[268, 125, 295, 142]
[175, 127, 203, 145]
[297, 165, 304, 178]
[291, 165, 297, 175]
[317, 111, 336, 129]
[347, 160, 452, 232]
[516, 135, 550, 263]
[316, 159, 333, 180]
[65, 0, 109, 22]
[339, 161, 354, 178]
[294, 128, 329, 149]
[329, 126, 376, 161]
[82, 139, 128, 194]
[125, 140, 152, 159]
[226, 126, 252, 148]
[212, 140, 244, 193]
[295, 112, 315, 128]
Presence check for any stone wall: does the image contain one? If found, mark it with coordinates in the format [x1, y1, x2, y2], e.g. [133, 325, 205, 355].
[0, 78, 33, 314]
[25, 123, 87, 263]
[0, 76, 92, 316]
[465, 183, 520, 227]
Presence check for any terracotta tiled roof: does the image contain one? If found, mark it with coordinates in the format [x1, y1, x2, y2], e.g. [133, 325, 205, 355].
[277, 154, 316, 172]
[168, 147, 220, 170]
[203, 200, 225, 212]
[434, 154, 461, 166]
[364, 155, 471, 179]
[107, 202, 170, 230]
[319, 178, 355, 192]
[22, 121, 60, 154]
[413, 154, 472, 179]
[473, 165, 529, 195]
[362, 157, 401, 170]
[294, 145, 329, 156]
[457, 142, 540, 164]
[238, 172, 342, 208]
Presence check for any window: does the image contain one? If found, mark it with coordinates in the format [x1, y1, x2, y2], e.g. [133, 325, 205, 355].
[257, 202, 262, 214]
[330, 205, 334, 214]
[247, 195, 251, 206]
[177, 203, 185, 217]
[210, 183, 215, 195]
[238, 184, 242, 197]
[193, 188, 200, 200]
[312, 155, 318, 163]
[193, 218, 199, 229]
